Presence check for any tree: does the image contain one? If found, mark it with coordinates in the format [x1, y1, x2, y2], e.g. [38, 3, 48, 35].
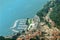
[5, 38, 13, 40]
[0, 36, 5, 40]
[30, 38, 36, 40]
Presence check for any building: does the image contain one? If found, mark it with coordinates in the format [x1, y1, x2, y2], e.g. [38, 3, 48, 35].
[10, 19, 28, 33]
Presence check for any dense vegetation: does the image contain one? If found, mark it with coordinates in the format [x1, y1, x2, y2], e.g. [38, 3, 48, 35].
[36, 1, 51, 21]
[37, 0, 60, 29]
[50, 0, 60, 29]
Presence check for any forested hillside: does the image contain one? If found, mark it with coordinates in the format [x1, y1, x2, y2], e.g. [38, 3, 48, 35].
[37, 0, 60, 29]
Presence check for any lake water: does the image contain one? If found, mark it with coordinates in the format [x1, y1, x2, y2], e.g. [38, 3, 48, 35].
[0, 0, 50, 36]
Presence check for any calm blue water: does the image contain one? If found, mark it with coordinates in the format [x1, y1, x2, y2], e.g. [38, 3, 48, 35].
[0, 0, 49, 36]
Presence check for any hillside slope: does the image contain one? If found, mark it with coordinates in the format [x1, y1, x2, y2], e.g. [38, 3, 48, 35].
[37, 0, 60, 29]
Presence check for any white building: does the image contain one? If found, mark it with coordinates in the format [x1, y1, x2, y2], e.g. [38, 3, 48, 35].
[10, 19, 28, 33]
[27, 15, 40, 31]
